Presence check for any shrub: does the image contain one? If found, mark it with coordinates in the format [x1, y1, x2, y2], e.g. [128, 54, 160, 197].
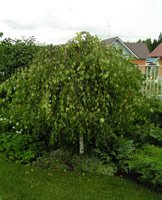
[127, 145, 162, 190]
[92, 138, 135, 170]
[0, 132, 45, 163]
[150, 99, 162, 127]
[33, 149, 72, 170]
[0, 37, 40, 83]
[71, 155, 117, 176]
[34, 149, 117, 176]
[127, 123, 162, 147]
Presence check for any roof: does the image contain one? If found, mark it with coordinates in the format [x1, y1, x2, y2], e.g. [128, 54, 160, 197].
[125, 42, 149, 59]
[102, 37, 118, 46]
[102, 37, 138, 58]
[102, 37, 149, 59]
[149, 43, 162, 57]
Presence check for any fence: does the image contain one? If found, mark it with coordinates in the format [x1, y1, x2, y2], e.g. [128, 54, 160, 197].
[140, 65, 162, 99]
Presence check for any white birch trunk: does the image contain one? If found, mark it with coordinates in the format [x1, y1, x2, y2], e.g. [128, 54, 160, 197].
[79, 132, 84, 154]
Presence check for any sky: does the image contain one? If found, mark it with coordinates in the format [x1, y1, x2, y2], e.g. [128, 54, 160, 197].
[0, 0, 162, 45]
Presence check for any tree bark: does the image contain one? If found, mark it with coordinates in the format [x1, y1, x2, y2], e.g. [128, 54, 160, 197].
[79, 132, 84, 154]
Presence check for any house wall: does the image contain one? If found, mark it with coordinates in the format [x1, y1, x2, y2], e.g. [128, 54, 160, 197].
[132, 59, 146, 74]
[160, 57, 162, 65]
[113, 41, 132, 57]
[111, 39, 148, 74]
[158, 57, 162, 78]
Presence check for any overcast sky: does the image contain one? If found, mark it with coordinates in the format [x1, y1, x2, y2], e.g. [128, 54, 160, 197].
[0, 0, 161, 44]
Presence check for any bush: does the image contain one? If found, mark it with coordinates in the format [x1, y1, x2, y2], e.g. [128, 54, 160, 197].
[33, 149, 72, 170]
[127, 145, 162, 190]
[126, 122, 162, 147]
[92, 138, 135, 170]
[71, 155, 117, 176]
[0, 132, 45, 163]
[150, 100, 162, 127]
[33, 149, 117, 176]
[0, 37, 40, 83]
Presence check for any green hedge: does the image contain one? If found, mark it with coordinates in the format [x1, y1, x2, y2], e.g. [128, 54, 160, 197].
[127, 145, 162, 190]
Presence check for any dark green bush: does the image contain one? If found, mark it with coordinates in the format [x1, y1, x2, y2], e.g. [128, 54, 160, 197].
[0, 37, 40, 83]
[127, 123, 162, 146]
[0, 132, 45, 163]
[33, 149, 72, 170]
[127, 145, 162, 190]
[33, 149, 116, 176]
[150, 100, 162, 127]
[92, 138, 135, 170]
[71, 155, 117, 176]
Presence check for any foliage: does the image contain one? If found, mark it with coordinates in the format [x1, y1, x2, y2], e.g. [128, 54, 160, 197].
[138, 32, 162, 51]
[0, 32, 3, 38]
[71, 155, 117, 176]
[0, 36, 40, 83]
[33, 149, 116, 176]
[111, 140, 135, 173]
[0, 132, 45, 163]
[1, 31, 162, 194]
[150, 99, 162, 128]
[127, 145, 162, 190]
[33, 149, 72, 170]
[92, 138, 135, 169]
[0, 32, 150, 162]
[126, 123, 162, 147]
[124, 97, 162, 146]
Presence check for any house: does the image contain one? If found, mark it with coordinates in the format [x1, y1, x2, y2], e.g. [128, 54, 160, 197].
[148, 43, 162, 79]
[102, 37, 149, 73]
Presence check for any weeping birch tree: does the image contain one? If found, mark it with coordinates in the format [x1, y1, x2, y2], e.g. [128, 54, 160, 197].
[0, 32, 144, 156]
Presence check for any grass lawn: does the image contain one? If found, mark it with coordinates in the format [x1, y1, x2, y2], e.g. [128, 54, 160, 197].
[0, 156, 162, 200]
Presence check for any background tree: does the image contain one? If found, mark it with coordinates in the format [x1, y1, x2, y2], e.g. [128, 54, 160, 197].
[0, 36, 40, 84]
[157, 32, 162, 45]
[144, 38, 152, 52]
[152, 39, 158, 51]
[137, 32, 162, 52]
[0, 32, 3, 37]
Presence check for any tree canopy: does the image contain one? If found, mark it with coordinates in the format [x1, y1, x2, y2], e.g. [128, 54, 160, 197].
[0, 32, 150, 161]
[0, 36, 40, 84]
[138, 32, 162, 52]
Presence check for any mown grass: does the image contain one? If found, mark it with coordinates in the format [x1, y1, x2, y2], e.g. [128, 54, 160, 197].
[0, 155, 162, 200]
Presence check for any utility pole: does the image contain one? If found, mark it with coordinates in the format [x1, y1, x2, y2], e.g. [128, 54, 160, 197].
[106, 18, 110, 38]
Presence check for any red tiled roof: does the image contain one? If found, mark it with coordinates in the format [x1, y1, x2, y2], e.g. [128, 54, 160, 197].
[149, 43, 162, 57]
